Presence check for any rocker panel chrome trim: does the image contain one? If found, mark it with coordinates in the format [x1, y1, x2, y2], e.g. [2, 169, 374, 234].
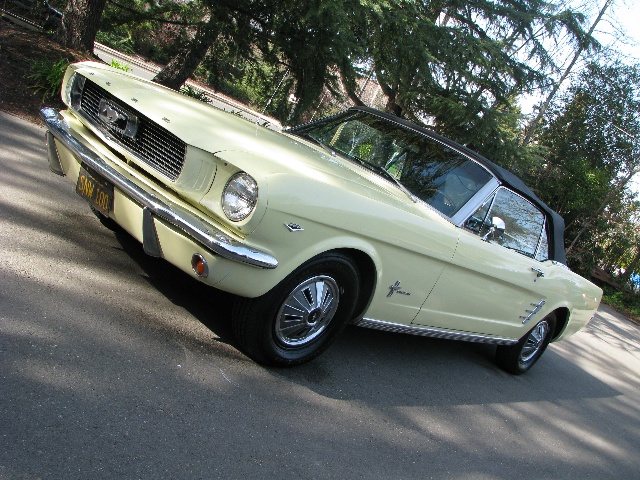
[356, 318, 518, 345]
[41, 107, 278, 269]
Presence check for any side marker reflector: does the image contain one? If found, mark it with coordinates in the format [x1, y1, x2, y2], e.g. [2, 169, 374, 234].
[191, 254, 209, 278]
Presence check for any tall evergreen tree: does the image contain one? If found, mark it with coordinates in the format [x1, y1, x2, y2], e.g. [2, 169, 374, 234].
[359, 0, 597, 149]
[150, 0, 258, 89]
[148, 0, 367, 123]
[61, 0, 108, 51]
[533, 61, 640, 274]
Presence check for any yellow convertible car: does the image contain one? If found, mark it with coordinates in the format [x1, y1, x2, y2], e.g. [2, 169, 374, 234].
[41, 62, 602, 373]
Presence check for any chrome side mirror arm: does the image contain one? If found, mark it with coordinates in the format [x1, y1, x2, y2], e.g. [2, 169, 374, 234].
[482, 216, 506, 242]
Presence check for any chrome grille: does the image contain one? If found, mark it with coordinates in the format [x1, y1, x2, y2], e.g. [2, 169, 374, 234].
[79, 78, 186, 181]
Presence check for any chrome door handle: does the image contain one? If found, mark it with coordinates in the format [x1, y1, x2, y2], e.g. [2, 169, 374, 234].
[531, 267, 545, 278]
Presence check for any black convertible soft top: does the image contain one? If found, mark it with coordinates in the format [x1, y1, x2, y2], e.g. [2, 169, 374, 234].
[291, 106, 567, 264]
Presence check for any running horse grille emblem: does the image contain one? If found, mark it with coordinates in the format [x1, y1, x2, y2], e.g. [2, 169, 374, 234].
[98, 98, 139, 139]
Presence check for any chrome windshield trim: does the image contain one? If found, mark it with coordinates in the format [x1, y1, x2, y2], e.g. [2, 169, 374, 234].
[40, 107, 278, 269]
[451, 178, 500, 226]
[356, 318, 518, 345]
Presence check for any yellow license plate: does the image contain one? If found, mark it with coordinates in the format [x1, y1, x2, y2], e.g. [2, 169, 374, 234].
[76, 165, 114, 217]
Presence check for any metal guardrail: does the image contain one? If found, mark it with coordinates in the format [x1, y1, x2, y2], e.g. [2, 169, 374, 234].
[94, 42, 161, 75]
[1, 0, 61, 30]
[0, 7, 42, 31]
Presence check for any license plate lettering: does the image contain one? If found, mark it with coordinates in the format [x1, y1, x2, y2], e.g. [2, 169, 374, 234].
[76, 166, 114, 217]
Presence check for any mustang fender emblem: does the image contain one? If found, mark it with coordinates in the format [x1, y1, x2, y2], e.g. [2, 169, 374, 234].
[387, 280, 411, 298]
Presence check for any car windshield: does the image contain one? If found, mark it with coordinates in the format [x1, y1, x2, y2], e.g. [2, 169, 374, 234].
[291, 112, 493, 217]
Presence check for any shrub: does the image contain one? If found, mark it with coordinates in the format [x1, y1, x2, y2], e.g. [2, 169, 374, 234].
[180, 85, 210, 103]
[602, 286, 640, 321]
[110, 60, 131, 72]
[29, 58, 69, 101]
[96, 29, 135, 54]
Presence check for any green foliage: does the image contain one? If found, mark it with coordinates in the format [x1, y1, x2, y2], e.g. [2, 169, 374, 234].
[260, 0, 369, 123]
[110, 60, 131, 72]
[531, 61, 640, 276]
[357, 144, 372, 158]
[97, 0, 190, 63]
[94, 0, 595, 137]
[602, 287, 640, 321]
[179, 85, 211, 103]
[96, 28, 136, 54]
[198, 43, 296, 121]
[28, 58, 69, 101]
[364, 0, 596, 145]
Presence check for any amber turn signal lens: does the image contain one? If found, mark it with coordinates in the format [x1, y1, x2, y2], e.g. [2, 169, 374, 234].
[191, 254, 208, 278]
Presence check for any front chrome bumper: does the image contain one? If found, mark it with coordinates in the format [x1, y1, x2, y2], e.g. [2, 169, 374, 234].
[40, 107, 278, 269]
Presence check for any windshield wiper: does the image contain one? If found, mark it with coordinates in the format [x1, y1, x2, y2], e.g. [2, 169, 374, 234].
[358, 160, 418, 203]
[292, 132, 417, 203]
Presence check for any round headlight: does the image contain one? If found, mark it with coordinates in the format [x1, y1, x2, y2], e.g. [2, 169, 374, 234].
[222, 172, 258, 222]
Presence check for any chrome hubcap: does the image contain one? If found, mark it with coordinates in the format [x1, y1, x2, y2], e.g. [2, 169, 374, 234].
[274, 275, 340, 347]
[520, 320, 549, 365]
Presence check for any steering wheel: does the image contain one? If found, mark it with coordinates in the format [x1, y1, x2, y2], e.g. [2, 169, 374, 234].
[421, 188, 456, 216]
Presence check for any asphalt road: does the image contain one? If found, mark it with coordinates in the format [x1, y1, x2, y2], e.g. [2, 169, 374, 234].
[1, 110, 639, 479]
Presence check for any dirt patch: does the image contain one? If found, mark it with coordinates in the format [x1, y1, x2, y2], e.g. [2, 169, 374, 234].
[0, 19, 91, 123]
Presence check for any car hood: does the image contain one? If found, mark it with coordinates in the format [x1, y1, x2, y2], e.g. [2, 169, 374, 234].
[73, 62, 443, 220]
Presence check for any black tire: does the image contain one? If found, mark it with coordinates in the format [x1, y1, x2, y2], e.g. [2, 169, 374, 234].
[232, 253, 360, 366]
[496, 314, 556, 375]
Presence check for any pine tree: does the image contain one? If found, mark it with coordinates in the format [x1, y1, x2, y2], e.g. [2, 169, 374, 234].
[61, 0, 108, 52]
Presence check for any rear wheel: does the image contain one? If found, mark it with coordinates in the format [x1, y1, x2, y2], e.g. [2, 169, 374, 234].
[496, 314, 556, 374]
[232, 253, 360, 366]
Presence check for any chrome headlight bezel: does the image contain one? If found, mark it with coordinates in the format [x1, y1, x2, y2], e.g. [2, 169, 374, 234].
[65, 72, 86, 110]
[221, 172, 258, 222]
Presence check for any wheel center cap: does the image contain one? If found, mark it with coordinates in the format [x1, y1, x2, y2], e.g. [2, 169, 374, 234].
[307, 308, 323, 325]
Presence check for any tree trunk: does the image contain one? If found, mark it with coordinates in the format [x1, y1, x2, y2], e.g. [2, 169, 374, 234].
[338, 66, 365, 107]
[153, 18, 218, 90]
[61, 0, 108, 52]
[375, 69, 403, 117]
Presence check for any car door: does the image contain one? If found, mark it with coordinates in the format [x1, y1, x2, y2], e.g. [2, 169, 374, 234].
[412, 187, 552, 340]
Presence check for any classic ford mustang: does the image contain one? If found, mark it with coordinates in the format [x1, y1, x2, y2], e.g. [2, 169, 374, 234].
[41, 61, 602, 373]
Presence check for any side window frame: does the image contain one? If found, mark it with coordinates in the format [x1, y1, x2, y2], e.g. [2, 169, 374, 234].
[534, 221, 550, 262]
[451, 177, 500, 226]
[463, 186, 549, 260]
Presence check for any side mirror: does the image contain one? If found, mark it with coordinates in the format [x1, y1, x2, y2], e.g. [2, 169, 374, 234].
[492, 216, 505, 233]
[482, 216, 506, 242]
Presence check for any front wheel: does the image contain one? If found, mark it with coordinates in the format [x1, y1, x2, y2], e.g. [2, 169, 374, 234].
[232, 253, 360, 366]
[496, 314, 556, 374]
